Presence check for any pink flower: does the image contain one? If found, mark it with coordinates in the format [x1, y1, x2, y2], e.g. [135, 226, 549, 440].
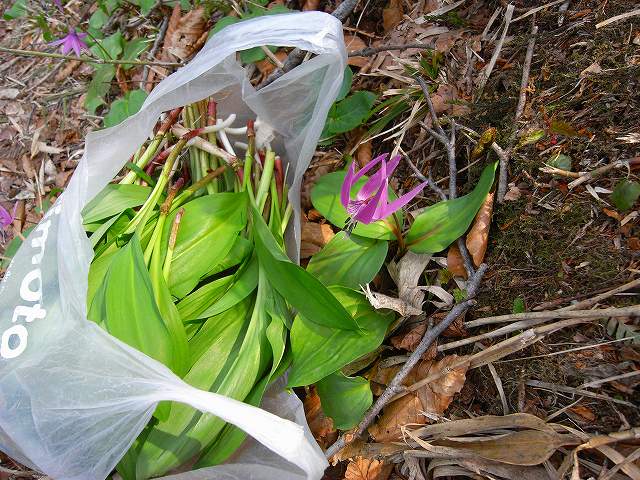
[54, 0, 63, 10]
[0, 203, 16, 230]
[340, 153, 426, 226]
[49, 29, 88, 57]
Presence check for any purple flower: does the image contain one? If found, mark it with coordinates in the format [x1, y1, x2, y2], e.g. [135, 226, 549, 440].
[0, 203, 16, 230]
[340, 153, 426, 226]
[49, 29, 88, 57]
[54, 0, 63, 10]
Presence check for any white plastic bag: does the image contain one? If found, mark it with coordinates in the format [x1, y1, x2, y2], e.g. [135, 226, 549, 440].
[0, 11, 346, 480]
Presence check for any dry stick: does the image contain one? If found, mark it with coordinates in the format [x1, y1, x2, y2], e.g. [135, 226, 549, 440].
[464, 304, 640, 328]
[258, 0, 359, 89]
[476, 4, 514, 96]
[324, 265, 487, 459]
[0, 46, 182, 67]
[595, 8, 640, 29]
[559, 278, 640, 311]
[567, 158, 637, 190]
[497, 21, 538, 202]
[348, 43, 431, 57]
[525, 380, 636, 407]
[579, 370, 640, 390]
[141, 14, 170, 91]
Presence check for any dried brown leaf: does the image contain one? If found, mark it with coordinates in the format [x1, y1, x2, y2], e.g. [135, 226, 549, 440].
[356, 139, 372, 169]
[302, 0, 321, 10]
[345, 458, 393, 480]
[382, 0, 404, 32]
[255, 50, 288, 79]
[303, 387, 337, 449]
[300, 221, 334, 259]
[369, 355, 468, 442]
[344, 34, 367, 67]
[568, 405, 596, 422]
[390, 322, 438, 359]
[447, 191, 494, 278]
[164, 6, 207, 61]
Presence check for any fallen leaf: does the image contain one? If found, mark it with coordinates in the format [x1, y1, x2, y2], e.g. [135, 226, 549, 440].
[580, 62, 602, 78]
[344, 34, 367, 67]
[362, 285, 423, 317]
[345, 458, 393, 480]
[356, 139, 372, 169]
[432, 311, 467, 338]
[302, 0, 320, 10]
[303, 387, 337, 449]
[569, 405, 596, 422]
[369, 355, 469, 441]
[447, 191, 495, 278]
[466, 191, 494, 266]
[382, 0, 404, 32]
[300, 220, 335, 258]
[255, 50, 288, 79]
[390, 322, 438, 359]
[628, 237, 640, 250]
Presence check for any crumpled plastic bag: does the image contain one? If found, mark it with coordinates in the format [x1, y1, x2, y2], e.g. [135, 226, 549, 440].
[0, 11, 346, 480]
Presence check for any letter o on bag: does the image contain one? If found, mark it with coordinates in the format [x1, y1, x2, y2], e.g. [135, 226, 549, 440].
[1, 325, 28, 359]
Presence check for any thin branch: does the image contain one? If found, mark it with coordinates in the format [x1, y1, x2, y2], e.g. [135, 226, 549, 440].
[403, 155, 447, 201]
[141, 14, 170, 91]
[567, 158, 638, 189]
[476, 4, 514, 96]
[464, 304, 640, 328]
[497, 19, 537, 202]
[258, 0, 360, 89]
[348, 43, 431, 57]
[0, 46, 182, 67]
[325, 264, 487, 459]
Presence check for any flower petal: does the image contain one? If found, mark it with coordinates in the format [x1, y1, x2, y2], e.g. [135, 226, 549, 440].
[353, 161, 387, 224]
[385, 155, 402, 177]
[340, 161, 357, 209]
[378, 181, 427, 219]
[352, 153, 387, 184]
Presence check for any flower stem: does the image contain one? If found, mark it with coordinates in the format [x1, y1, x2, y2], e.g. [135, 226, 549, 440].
[256, 150, 275, 212]
[163, 208, 185, 282]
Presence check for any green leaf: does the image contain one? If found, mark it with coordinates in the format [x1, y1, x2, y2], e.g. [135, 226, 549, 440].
[252, 207, 360, 331]
[85, 64, 116, 115]
[90, 30, 123, 60]
[407, 162, 498, 253]
[288, 286, 394, 387]
[82, 184, 152, 224]
[136, 0, 156, 14]
[191, 256, 258, 320]
[87, 234, 175, 371]
[89, 9, 109, 30]
[210, 16, 241, 37]
[307, 231, 388, 289]
[518, 129, 545, 146]
[337, 67, 354, 102]
[121, 38, 149, 70]
[239, 45, 278, 64]
[316, 372, 372, 429]
[135, 296, 256, 478]
[512, 297, 526, 314]
[176, 274, 234, 322]
[548, 153, 572, 171]
[611, 180, 640, 211]
[103, 89, 148, 128]
[202, 236, 252, 278]
[35, 15, 54, 41]
[162, 192, 248, 298]
[3, 0, 27, 20]
[322, 91, 377, 138]
[310, 170, 399, 239]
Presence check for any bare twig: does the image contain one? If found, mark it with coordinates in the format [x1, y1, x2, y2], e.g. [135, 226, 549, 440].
[348, 43, 430, 57]
[567, 158, 638, 189]
[595, 8, 640, 29]
[526, 380, 636, 407]
[141, 15, 170, 91]
[559, 278, 640, 311]
[487, 362, 510, 414]
[579, 370, 640, 390]
[464, 304, 640, 328]
[258, 0, 360, 89]
[476, 4, 514, 96]
[539, 165, 581, 178]
[511, 0, 568, 23]
[403, 156, 447, 201]
[0, 46, 182, 67]
[324, 265, 487, 459]
[497, 19, 537, 202]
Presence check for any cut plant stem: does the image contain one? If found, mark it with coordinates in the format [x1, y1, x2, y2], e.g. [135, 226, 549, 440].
[163, 208, 185, 281]
[144, 179, 184, 265]
[125, 136, 189, 235]
[120, 107, 183, 184]
[243, 121, 256, 203]
[256, 150, 276, 212]
[172, 166, 227, 209]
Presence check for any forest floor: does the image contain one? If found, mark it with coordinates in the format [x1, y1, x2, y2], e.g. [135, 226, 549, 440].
[0, 0, 639, 479]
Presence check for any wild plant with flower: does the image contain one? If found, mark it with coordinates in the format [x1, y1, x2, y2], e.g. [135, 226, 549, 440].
[49, 28, 88, 57]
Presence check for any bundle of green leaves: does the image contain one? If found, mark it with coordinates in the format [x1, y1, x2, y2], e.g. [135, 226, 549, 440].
[82, 99, 394, 479]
